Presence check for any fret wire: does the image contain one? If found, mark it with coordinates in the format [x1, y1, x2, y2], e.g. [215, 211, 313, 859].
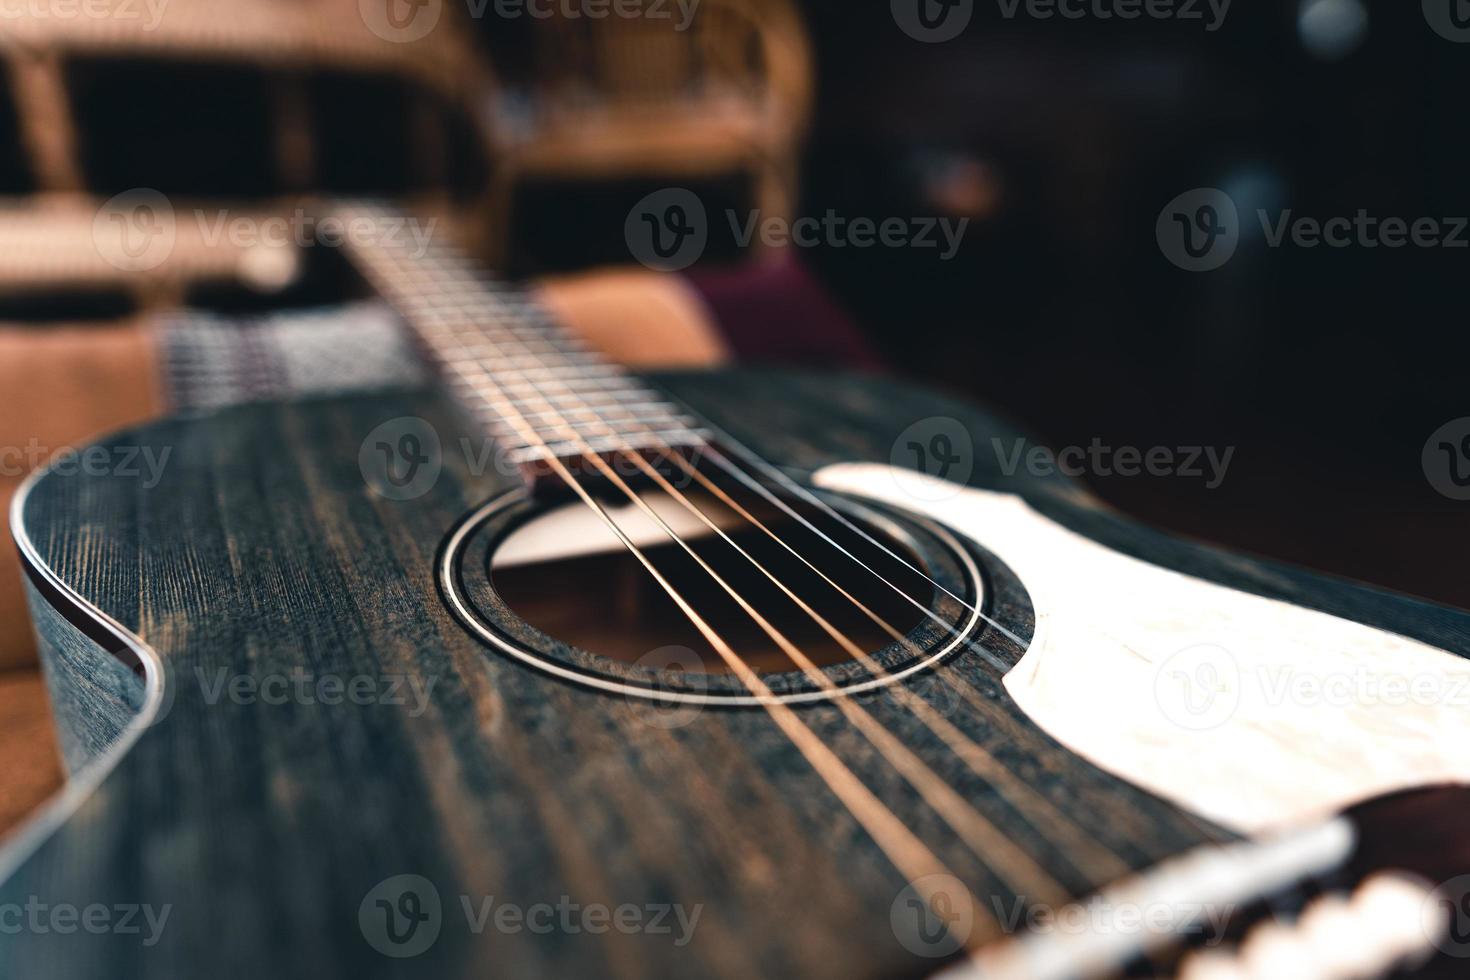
[446, 383, 659, 408]
[505, 430, 711, 462]
[514, 404, 691, 423]
[418, 328, 594, 358]
[447, 365, 627, 383]
[462, 398, 696, 426]
[468, 397, 707, 449]
[435, 332, 676, 431]
[442, 351, 605, 367]
[499, 417, 701, 440]
[341, 216, 707, 456]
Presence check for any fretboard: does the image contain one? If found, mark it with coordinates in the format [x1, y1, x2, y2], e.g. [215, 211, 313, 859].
[336, 204, 710, 475]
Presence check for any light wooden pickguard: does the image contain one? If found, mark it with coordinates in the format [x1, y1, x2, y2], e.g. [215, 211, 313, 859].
[815, 463, 1470, 835]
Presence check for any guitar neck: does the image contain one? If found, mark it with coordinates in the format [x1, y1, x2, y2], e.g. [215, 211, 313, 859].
[334, 203, 709, 482]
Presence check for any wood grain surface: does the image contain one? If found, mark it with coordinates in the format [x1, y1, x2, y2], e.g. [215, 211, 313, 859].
[5, 368, 1468, 979]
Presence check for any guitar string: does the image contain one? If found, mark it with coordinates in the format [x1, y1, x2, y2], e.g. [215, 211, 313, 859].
[438, 290, 1311, 963]
[398, 263, 1299, 980]
[406, 253, 1306, 963]
[671, 368, 1330, 928]
[384, 245, 1231, 896]
[360, 243, 1008, 949]
[349, 209, 1319, 965]
[418, 287, 1076, 910]
[666, 448, 1315, 965]
[361, 233, 1328, 975]
[428, 288, 1296, 961]
[419, 296, 1266, 975]
[648, 322, 1350, 940]
[342, 211, 1007, 951]
[687, 443, 1321, 924]
[644, 447, 1133, 882]
[423, 269, 1134, 888]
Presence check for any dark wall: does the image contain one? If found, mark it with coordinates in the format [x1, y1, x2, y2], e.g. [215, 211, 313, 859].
[793, 0, 1470, 608]
[469, 1, 1470, 607]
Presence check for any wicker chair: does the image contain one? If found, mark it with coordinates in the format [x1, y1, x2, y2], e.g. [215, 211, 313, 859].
[484, 0, 813, 265]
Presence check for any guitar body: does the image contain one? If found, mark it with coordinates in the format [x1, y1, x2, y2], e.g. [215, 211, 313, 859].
[6, 369, 1470, 979]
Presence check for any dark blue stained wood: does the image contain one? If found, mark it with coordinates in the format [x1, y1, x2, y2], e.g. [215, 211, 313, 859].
[2, 368, 1466, 980]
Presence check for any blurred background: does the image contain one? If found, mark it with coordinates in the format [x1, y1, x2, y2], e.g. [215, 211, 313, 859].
[1, 0, 1467, 824]
[495, 0, 1470, 615]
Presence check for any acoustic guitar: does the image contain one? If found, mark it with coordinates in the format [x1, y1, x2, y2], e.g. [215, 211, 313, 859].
[5, 203, 1469, 979]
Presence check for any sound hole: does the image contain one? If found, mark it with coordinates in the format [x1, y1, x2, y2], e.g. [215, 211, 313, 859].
[489, 488, 943, 677]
